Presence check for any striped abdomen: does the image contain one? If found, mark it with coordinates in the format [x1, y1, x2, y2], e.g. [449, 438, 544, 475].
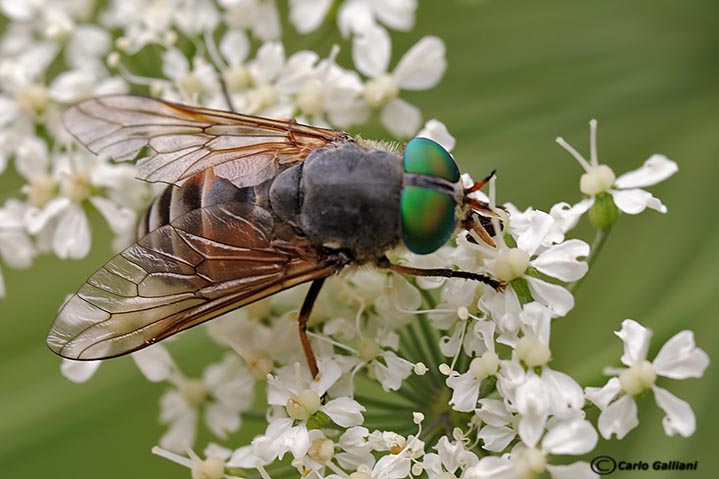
[137, 169, 272, 239]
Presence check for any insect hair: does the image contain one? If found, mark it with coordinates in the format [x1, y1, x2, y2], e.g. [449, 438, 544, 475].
[355, 136, 403, 155]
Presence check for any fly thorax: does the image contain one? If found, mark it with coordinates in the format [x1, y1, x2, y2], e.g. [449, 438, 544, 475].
[269, 163, 303, 227]
[273, 143, 404, 260]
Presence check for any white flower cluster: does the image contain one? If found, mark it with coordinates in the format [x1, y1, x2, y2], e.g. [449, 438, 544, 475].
[0, 3, 709, 479]
[0, 0, 440, 295]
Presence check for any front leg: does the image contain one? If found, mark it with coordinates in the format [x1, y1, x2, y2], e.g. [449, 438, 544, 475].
[376, 256, 505, 291]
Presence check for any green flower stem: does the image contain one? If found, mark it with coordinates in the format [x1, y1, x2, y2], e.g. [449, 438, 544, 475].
[570, 226, 613, 294]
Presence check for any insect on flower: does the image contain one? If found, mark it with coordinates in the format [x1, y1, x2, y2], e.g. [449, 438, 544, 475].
[46, 95, 504, 377]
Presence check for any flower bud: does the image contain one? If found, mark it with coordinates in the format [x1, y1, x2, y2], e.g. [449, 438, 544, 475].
[516, 335, 551, 367]
[619, 360, 656, 396]
[580, 164, 616, 195]
[588, 192, 619, 229]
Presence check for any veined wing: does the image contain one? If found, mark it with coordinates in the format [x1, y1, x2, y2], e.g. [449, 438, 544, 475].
[64, 95, 350, 187]
[46, 202, 343, 360]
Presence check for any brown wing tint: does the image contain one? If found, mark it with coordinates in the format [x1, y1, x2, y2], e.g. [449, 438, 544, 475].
[47, 202, 343, 360]
[64, 95, 350, 187]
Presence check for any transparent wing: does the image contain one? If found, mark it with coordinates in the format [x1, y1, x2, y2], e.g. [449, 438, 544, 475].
[47, 202, 341, 360]
[64, 95, 350, 187]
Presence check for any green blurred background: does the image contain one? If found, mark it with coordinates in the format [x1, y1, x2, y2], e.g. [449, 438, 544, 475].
[1, 0, 716, 477]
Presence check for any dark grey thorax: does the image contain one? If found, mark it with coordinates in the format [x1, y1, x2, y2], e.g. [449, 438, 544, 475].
[270, 142, 404, 261]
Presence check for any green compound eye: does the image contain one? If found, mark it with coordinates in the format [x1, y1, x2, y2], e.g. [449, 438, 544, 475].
[403, 137, 460, 182]
[401, 187, 457, 254]
[401, 138, 459, 254]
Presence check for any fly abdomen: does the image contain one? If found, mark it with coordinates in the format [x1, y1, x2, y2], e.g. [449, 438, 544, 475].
[137, 169, 267, 239]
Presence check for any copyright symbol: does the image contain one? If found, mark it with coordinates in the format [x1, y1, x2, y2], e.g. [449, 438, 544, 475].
[591, 456, 616, 475]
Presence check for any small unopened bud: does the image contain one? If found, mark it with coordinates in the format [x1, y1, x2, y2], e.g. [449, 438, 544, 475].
[619, 360, 656, 396]
[412, 412, 424, 424]
[286, 389, 321, 420]
[514, 447, 546, 477]
[191, 456, 225, 479]
[358, 338, 380, 362]
[179, 379, 208, 407]
[308, 438, 335, 462]
[469, 351, 499, 379]
[588, 192, 619, 230]
[414, 362, 428, 375]
[492, 248, 530, 282]
[107, 51, 121, 68]
[516, 335, 551, 367]
[115, 36, 131, 51]
[580, 164, 616, 196]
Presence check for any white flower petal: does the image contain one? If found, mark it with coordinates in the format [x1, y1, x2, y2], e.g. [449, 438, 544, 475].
[131, 344, 174, 382]
[652, 330, 709, 379]
[391, 274, 422, 310]
[446, 371, 480, 412]
[652, 386, 696, 437]
[16, 136, 49, 180]
[550, 199, 593, 233]
[542, 419, 597, 455]
[0, 228, 34, 269]
[289, 0, 333, 33]
[160, 409, 198, 453]
[205, 402, 240, 439]
[204, 443, 232, 461]
[515, 375, 549, 447]
[614, 154, 678, 189]
[61, 359, 101, 383]
[477, 425, 516, 453]
[525, 277, 574, 317]
[393, 36, 446, 90]
[66, 25, 111, 70]
[352, 24, 391, 77]
[374, 453, 411, 479]
[53, 204, 91, 259]
[465, 455, 513, 479]
[313, 358, 343, 395]
[228, 444, 265, 468]
[264, 419, 310, 460]
[252, 1, 282, 41]
[0, 95, 19, 127]
[515, 210, 557, 257]
[531, 239, 589, 282]
[597, 394, 638, 439]
[546, 461, 599, 479]
[615, 319, 651, 366]
[337, 0, 374, 37]
[162, 47, 189, 79]
[416, 119, 456, 151]
[610, 188, 667, 214]
[476, 398, 513, 426]
[541, 368, 585, 415]
[89, 196, 136, 236]
[381, 98, 421, 138]
[323, 396, 365, 427]
[584, 377, 622, 410]
[375, 0, 417, 31]
[250, 42, 285, 83]
[373, 350, 413, 391]
[220, 29, 250, 66]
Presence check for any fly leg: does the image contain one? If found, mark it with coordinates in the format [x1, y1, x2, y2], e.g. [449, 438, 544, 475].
[376, 257, 505, 291]
[298, 278, 326, 379]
